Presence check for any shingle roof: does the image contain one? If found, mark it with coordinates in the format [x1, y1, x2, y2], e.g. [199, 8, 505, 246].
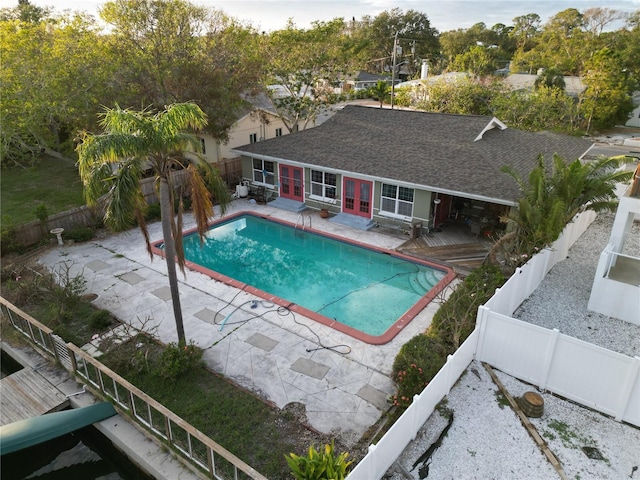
[232, 105, 594, 205]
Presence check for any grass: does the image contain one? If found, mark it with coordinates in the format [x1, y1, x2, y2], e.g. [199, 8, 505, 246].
[0, 155, 84, 226]
[100, 338, 306, 478]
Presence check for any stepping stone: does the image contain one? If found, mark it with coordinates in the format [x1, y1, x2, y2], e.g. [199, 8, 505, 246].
[245, 333, 278, 352]
[86, 260, 110, 271]
[357, 384, 389, 410]
[291, 357, 330, 380]
[119, 272, 145, 285]
[194, 307, 220, 323]
[151, 286, 172, 301]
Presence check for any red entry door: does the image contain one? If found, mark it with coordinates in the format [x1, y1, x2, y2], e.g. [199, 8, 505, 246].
[279, 165, 304, 202]
[343, 177, 372, 218]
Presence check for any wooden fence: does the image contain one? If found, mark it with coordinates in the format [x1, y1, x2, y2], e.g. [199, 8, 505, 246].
[10, 158, 242, 247]
[0, 296, 267, 480]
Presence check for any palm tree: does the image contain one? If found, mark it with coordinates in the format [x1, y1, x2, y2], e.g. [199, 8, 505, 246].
[77, 103, 231, 345]
[371, 80, 390, 108]
[489, 154, 631, 270]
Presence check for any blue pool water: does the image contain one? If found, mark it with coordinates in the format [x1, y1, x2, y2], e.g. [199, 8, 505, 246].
[178, 214, 447, 338]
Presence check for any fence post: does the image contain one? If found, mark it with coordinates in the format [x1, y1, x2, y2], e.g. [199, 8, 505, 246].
[474, 305, 489, 361]
[366, 444, 377, 480]
[615, 356, 640, 422]
[540, 328, 560, 390]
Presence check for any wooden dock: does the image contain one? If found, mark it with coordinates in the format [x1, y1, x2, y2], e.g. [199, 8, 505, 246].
[0, 368, 69, 426]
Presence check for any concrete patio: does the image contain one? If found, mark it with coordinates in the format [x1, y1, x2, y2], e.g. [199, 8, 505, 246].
[36, 199, 453, 447]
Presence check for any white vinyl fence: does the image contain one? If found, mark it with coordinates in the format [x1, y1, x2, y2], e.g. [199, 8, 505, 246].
[475, 308, 640, 425]
[347, 210, 640, 480]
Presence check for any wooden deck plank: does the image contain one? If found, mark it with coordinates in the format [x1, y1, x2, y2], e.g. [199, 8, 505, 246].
[0, 369, 69, 426]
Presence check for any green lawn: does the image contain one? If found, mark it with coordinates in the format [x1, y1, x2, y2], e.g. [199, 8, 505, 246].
[1, 155, 85, 226]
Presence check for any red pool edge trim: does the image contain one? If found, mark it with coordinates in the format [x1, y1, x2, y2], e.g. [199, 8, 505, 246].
[151, 210, 456, 345]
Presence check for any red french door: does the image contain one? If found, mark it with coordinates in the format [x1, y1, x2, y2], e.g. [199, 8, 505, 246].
[343, 177, 372, 218]
[279, 165, 304, 202]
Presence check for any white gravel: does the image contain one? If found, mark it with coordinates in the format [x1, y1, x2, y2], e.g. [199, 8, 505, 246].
[514, 212, 640, 358]
[385, 212, 640, 480]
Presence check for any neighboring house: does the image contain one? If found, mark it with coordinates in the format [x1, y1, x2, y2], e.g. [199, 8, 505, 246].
[194, 93, 290, 164]
[231, 105, 594, 234]
[342, 71, 396, 92]
[588, 164, 640, 325]
[394, 72, 471, 103]
[503, 73, 586, 97]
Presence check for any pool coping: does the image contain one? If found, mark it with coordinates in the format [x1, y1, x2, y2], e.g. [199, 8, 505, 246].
[151, 211, 456, 345]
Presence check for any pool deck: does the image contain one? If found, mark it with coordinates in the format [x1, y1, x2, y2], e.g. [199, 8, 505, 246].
[36, 199, 457, 447]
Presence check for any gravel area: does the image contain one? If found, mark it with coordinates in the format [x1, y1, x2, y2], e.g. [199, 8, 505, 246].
[385, 211, 640, 480]
[514, 212, 639, 358]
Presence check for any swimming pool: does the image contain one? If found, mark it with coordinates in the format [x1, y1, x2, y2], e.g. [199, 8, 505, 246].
[153, 212, 454, 344]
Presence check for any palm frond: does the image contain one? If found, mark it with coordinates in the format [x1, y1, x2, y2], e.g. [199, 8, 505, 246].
[104, 160, 146, 231]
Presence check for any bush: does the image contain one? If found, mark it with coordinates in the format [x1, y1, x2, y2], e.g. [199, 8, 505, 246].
[156, 341, 203, 381]
[286, 440, 352, 480]
[0, 224, 25, 256]
[89, 309, 113, 330]
[391, 334, 447, 408]
[144, 203, 162, 221]
[429, 264, 505, 352]
[64, 226, 95, 243]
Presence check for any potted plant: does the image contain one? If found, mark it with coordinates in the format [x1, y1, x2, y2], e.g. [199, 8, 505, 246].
[318, 196, 334, 218]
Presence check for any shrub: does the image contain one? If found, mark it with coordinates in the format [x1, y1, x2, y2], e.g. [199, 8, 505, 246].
[286, 440, 352, 480]
[64, 226, 95, 243]
[1, 223, 25, 256]
[144, 203, 162, 221]
[391, 334, 447, 408]
[429, 264, 505, 352]
[89, 309, 113, 330]
[156, 341, 203, 381]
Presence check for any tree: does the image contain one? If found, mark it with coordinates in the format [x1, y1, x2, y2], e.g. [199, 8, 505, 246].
[0, 11, 113, 166]
[488, 154, 632, 271]
[449, 45, 497, 77]
[99, 0, 261, 141]
[263, 19, 351, 133]
[579, 47, 634, 132]
[371, 80, 390, 107]
[77, 103, 231, 345]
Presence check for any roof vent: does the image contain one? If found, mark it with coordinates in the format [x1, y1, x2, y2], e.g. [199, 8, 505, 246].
[474, 117, 507, 141]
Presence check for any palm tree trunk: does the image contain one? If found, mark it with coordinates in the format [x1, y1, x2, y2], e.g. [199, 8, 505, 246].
[159, 178, 186, 345]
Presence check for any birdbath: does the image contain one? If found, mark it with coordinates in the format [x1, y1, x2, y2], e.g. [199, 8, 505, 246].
[50, 227, 64, 246]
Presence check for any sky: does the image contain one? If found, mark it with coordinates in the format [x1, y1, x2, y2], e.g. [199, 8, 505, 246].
[1, 0, 638, 32]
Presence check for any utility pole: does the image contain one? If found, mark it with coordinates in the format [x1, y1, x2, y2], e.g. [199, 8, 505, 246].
[391, 31, 398, 109]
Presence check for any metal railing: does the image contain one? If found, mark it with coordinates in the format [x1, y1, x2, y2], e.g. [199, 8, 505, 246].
[0, 296, 267, 480]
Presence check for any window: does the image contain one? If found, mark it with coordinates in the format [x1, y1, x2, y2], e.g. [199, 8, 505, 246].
[275, 128, 283, 137]
[310, 170, 337, 199]
[199, 137, 206, 154]
[380, 183, 414, 217]
[252, 158, 275, 185]
[249, 133, 257, 143]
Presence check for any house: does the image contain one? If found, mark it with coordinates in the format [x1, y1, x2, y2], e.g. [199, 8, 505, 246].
[588, 163, 640, 325]
[231, 105, 594, 235]
[194, 93, 290, 165]
[342, 71, 396, 92]
[503, 73, 586, 97]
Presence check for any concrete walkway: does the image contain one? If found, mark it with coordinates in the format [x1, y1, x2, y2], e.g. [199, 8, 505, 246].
[37, 200, 446, 447]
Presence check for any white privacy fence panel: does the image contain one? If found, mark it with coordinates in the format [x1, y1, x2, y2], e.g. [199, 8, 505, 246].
[484, 210, 596, 316]
[476, 308, 640, 426]
[346, 329, 478, 480]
